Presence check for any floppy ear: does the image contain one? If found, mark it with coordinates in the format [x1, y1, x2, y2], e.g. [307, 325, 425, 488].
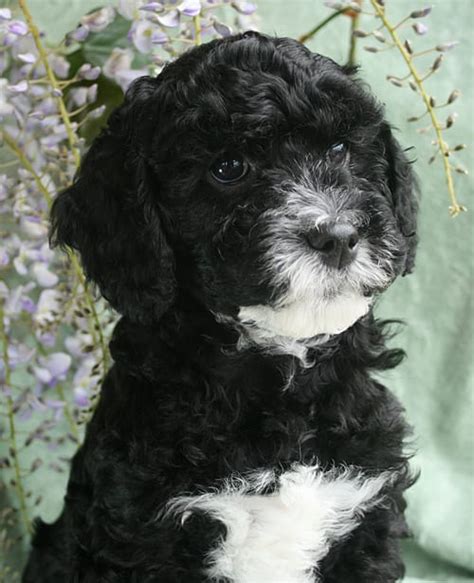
[381, 123, 419, 275]
[50, 76, 176, 322]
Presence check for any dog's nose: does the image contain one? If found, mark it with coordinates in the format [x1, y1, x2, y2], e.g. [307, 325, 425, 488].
[306, 222, 359, 268]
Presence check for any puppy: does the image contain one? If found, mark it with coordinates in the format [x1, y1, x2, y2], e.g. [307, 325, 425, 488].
[23, 32, 418, 583]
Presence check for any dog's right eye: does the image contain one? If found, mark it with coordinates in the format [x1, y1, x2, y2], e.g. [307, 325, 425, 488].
[209, 153, 249, 184]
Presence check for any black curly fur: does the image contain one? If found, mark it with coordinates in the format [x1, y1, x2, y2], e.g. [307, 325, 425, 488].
[24, 32, 418, 582]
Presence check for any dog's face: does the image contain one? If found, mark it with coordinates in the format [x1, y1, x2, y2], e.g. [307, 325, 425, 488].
[52, 32, 417, 343]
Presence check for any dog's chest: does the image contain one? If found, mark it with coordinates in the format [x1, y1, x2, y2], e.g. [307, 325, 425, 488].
[166, 464, 390, 583]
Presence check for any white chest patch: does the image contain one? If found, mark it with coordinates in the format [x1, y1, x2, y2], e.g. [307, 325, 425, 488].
[238, 292, 372, 341]
[164, 465, 391, 583]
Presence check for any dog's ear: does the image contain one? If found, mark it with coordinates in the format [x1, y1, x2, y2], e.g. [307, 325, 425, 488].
[380, 123, 419, 275]
[50, 76, 176, 322]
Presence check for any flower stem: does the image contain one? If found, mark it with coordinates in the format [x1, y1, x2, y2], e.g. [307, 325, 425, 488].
[55, 383, 80, 442]
[347, 8, 361, 66]
[193, 15, 202, 46]
[369, 0, 466, 216]
[0, 301, 32, 535]
[298, 8, 350, 44]
[18, 0, 81, 168]
[68, 252, 110, 385]
[2, 132, 52, 208]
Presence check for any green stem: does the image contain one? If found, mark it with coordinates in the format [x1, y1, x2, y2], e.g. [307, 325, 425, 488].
[298, 8, 350, 44]
[347, 9, 361, 66]
[55, 383, 80, 442]
[193, 15, 202, 46]
[369, 0, 465, 216]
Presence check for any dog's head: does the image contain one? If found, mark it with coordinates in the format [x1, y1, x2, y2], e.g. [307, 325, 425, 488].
[51, 32, 418, 343]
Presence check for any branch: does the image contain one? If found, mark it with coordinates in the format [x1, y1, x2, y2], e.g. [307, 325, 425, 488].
[298, 8, 350, 44]
[369, 0, 466, 216]
[193, 15, 202, 46]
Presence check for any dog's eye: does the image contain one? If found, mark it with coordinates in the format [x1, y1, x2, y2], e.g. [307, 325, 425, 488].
[210, 153, 249, 184]
[328, 143, 347, 159]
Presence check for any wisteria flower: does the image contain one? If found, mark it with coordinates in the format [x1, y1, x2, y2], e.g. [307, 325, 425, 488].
[157, 10, 180, 28]
[129, 18, 158, 54]
[118, 0, 146, 20]
[103, 48, 148, 91]
[33, 352, 72, 388]
[178, 0, 202, 17]
[81, 7, 116, 33]
[32, 262, 59, 288]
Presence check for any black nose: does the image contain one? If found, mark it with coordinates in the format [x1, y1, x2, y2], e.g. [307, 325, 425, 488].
[306, 222, 359, 268]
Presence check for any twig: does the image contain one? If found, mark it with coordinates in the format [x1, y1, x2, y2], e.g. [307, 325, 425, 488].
[347, 6, 361, 66]
[193, 15, 202, 46]
[55, 383, 80, 441]
[298, 8, 350, 44]
[370, 0, 466, 216]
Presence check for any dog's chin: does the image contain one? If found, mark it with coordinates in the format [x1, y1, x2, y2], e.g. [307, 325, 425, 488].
[238, 291, 373, 341]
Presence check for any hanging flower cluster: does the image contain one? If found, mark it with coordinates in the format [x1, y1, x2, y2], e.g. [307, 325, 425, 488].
[0, 1, 258, 574]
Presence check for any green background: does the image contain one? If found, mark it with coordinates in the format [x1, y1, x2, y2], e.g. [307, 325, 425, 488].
[2, 0, 473, 581]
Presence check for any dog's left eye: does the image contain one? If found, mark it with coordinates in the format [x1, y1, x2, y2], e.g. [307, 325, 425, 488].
[328, 143, 347, 159]
[210, 153, 249, 184]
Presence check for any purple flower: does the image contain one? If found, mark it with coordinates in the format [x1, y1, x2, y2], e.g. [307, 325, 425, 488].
[103, 48, 147, 91]
[73, 386, 90, 408]
[7, 80, 28, 93]
[71, 87, 88, 107]
[65, 335, 93, 357]
[140, 2, 164, 12]
[412, 22, 428, 35]
[87, 104, 107, 120]
[178, 0, 201, 17]
[8, 21, 29, 36]
[0, 8, 12, 20]
[17, 53, 36, 64]
[32, 262, 59, 287]
[69, 25, 90, 43]
[151, 30, 169, 45]
[4, 343, 35, 369]
[129, 19, 156, 53]
[87, 84, 98, 103]
[19, 215, 48, 239]
[34, 289, 62, 327]
[213, 20, 232, 37]
[33, 352, 72, 387]
[157, 10, 180, 28]
[117, 0, 143, 20]
[77, 63, 101, 80]
[81, 7, 115, 33]
[231, 1, 257, 15]
[20, 296, 36, 313]
[49, 54, 70, 79]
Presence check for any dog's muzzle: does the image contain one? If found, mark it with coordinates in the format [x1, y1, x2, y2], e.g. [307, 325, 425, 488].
[305, 221, 360, 269]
